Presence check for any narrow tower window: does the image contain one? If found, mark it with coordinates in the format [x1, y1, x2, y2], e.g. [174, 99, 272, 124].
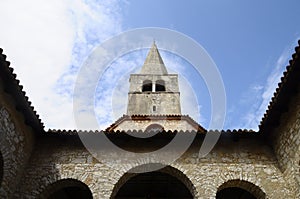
[153, 105, 156, 112]
[142, 80, 152, 92]
[155, 80, 166, 91]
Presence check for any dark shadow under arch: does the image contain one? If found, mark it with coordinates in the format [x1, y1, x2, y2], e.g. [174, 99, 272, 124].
[111, 164, 196, 199]
[216, 179, 266, 199]
[155, 80, 165, 92]
[39, 178, 93, 199]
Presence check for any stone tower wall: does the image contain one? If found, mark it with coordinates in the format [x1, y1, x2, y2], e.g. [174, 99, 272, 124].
[127, 92, 181, 115]
[129, 74, 179, 92]
[127, 74, 181, 115]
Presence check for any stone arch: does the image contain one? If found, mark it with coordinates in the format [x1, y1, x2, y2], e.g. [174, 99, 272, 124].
[145, 123, 164, 132]
[142, 80, 152, 92]
[216, 179, 266, 199]
[155, 79, 166, 91]
[39, 178, 93, 199]
[111, 164, 197, 198]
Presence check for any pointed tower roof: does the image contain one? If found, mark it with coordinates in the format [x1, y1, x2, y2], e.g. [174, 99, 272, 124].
[140, 42, 168, 75]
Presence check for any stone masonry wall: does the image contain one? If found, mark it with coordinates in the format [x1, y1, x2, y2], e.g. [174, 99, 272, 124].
[17, 134, 296, 198]
[127, 92, 181, 115]
[114, 118, 198, 131]
[0, 81, 35, 198]
[127, 74, 181, 115]
[129, 74, 179, 93]
[270, 87, 300, 197]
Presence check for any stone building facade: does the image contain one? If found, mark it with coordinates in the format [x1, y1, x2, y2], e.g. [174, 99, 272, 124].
[0, 40, 299, 198]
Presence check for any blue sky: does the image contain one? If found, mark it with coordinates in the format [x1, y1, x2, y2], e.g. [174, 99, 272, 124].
[0, 0, 299, 130]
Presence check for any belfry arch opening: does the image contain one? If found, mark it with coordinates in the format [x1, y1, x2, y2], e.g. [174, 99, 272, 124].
[142, 80, 152, 92]
[155, 80, 166, 91]
[112, 165, 196, 199]
[39, 178, 93, 199]
[216, 179, 266, 199]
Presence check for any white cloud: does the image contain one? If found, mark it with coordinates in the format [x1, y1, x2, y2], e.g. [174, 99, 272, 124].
[0, 0, 124, 129]
[93, 50, 146, 129]
[236, 39, 299, 130]
[0, 2, 204, 130]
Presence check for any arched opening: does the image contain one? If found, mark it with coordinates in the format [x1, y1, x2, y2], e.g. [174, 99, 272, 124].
[115, 171, 193, 198]
[0, 151, 3, 187]
[40, 179, 93, 199]
[142, 80, 152, 92]
[217, 187, 257, 199]
[216, 180, 266, 199]
[145, 123, 164, 132]
[155, 80, 165, 91]
[112, 165, 196, 199]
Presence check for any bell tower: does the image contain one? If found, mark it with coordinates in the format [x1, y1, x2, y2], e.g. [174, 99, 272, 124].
[107, 42, 204, 132]
[127, 42, 181, 115]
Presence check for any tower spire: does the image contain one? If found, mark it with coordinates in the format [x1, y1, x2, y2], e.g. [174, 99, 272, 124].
[140, 42, 168, 75]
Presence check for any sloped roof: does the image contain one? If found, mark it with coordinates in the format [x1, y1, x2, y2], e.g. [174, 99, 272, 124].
[0, 48, 44, 132]
[140, 42, 168, 75]
[259, 40, 300, 134]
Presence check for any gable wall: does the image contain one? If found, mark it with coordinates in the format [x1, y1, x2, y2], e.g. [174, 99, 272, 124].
[269, 85, 300, 197]
[0, 80, 36, 198]
[114, 118, 198, 131]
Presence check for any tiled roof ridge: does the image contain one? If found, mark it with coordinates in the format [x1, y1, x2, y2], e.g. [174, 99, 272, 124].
[259, 40, 300, 132]
[0, 48, 44, 132]
[105, 114, 129, 131]
[47, 128, 257, 135]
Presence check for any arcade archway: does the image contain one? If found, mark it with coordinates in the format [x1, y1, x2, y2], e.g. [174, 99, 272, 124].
[216, 179, 266, 199]
[39, 178, 93, 199]
[112, 165, 196, 199]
